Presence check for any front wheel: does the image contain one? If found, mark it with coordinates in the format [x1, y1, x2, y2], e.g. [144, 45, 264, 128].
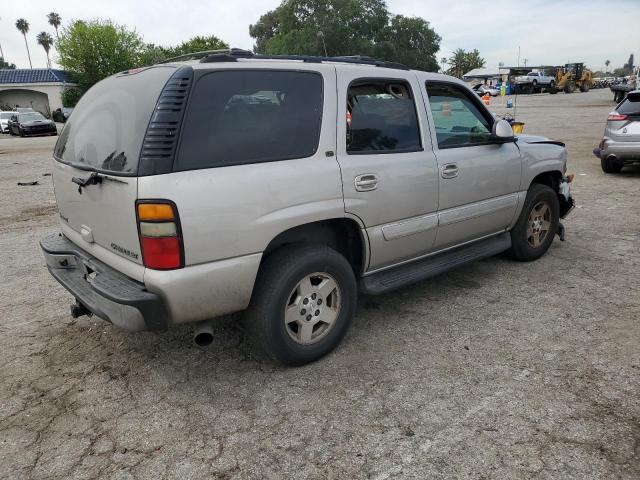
[245, 244, 357, 366]
[507, 184, 560, 262]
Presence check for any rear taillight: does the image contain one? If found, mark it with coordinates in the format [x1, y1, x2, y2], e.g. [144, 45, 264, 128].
[136, 201, 183, 270]
[607, 113, 628, 121]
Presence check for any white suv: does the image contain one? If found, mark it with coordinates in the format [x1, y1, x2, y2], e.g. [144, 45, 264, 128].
[41, 50, 574, 365]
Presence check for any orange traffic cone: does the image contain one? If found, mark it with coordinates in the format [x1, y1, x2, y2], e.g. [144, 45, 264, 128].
[482, 93, 490, 106]
[442, 101, 451, 117]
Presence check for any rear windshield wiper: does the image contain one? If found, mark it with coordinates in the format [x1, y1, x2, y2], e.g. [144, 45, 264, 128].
[72, 172, 127, 193]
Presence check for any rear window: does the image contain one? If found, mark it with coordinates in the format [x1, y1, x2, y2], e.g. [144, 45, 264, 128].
[175, 70, 323, 171]
[54, 66, 176, 175]
[618, 94, 640, 115]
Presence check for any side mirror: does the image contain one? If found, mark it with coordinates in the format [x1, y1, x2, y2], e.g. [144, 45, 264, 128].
[492, 119, 515, 141]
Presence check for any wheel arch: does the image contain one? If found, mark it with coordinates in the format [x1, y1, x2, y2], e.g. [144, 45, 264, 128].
[262, 218, 368, 276]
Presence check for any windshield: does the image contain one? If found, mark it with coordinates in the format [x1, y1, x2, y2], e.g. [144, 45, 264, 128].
[18, 113, 46, 122]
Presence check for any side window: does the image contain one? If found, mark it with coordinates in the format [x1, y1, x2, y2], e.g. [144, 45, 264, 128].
[426, 83, 493, 149]
[176, 70, 323, 171]
[347, 80, 422, 154]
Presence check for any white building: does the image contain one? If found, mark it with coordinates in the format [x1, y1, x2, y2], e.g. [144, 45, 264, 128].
[0, 69, 77, 116]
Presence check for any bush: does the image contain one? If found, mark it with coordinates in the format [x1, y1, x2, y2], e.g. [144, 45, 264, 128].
[61, 87, 83, 107]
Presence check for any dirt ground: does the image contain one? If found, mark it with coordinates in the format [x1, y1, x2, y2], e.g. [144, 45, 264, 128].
[1, 88, 638, 480]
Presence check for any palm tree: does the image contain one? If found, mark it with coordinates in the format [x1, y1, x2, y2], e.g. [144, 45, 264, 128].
[15, 18, 32, 68]
[47, 12, 61, 40]
[37, 32, 54, 68]
[605, 59, 610, 73]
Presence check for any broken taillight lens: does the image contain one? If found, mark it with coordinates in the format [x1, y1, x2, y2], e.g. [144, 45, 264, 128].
[136, 201, 183, 270]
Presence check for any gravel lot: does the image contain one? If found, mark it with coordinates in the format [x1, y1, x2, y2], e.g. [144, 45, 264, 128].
[1, 88, 638, 479]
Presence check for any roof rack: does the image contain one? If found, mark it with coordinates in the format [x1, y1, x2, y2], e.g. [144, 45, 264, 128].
[197, 49, 410, 71]
[158, 48, 235, 64]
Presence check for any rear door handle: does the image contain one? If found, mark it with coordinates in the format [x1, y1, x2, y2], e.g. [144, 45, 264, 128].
[354, 173, 378, 191]
[441, 163, 459, 179]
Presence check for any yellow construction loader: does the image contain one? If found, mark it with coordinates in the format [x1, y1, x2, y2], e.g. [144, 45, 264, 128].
[550, 63, 593, 94]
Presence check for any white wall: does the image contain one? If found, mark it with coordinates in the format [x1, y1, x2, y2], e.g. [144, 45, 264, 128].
[0, 83, 69, 116]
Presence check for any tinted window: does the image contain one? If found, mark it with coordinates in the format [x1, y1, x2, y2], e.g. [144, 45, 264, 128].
[347, 81, 421, 153]
[176, 70, 323, 171]
[54, 66, 175, 175]
[427, 83, 493, 148]
[618, 95, 640, 115]
[0, 112, 12, 119]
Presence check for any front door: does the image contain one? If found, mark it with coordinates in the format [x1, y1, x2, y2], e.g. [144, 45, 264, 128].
[335, 67, 439, 270]
[421, 81, 522, 249]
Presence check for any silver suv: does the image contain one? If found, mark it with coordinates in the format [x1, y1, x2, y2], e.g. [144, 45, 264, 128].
[595, 90, 640, 173]
[41, 50, 574, 365]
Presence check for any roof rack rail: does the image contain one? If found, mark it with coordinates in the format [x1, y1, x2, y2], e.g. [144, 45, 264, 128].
[158, 48, 250, 64]
[199, 49, 410, 70]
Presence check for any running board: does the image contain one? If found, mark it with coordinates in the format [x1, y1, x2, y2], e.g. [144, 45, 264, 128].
[359, 233, 511, 295]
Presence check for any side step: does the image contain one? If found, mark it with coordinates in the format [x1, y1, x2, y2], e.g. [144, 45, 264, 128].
[359, 232, 511, 295]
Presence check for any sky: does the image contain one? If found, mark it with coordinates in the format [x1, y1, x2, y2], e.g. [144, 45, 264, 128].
[0, 0, 638, 72]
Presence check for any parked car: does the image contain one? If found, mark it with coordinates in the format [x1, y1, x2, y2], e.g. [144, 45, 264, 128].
[594, 90, 640, 173]
[52, 107, 74, 123]
[472, 84, 500, 97]
[40, 51, 574, 365]
[0, 111, 14, 133]
[8, 111, 57, 137]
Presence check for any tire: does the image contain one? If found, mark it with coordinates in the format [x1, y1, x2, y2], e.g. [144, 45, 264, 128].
[507, 184, 560, 262]
[601, 155, 623, 173]
[564, 82, 575, 94]
[580, 82, 590, 93]
[18, 128, 24, 137]
[245, 244, 357, 366]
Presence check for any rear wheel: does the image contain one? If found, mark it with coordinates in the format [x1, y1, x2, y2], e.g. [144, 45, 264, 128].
[564, 81, 575, 94]
[245, 244, 357, 366]
[580, 82, 590, 92]
[601, 155, 623, 173]
[508, 184, 560, 262]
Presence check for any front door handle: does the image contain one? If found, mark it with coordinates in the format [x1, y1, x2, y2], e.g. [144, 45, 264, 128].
[441, 163, 459, 179]
[354, 173, 378, 192]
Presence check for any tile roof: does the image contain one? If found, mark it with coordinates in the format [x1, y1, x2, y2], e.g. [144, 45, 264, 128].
[0, 69, 76, 84]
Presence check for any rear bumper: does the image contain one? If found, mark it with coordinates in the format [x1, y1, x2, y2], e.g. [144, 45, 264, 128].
[594, 140, 640, 162]
[40, 233, 168, 331]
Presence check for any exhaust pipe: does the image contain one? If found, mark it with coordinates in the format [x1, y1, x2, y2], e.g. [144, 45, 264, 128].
[606, 154, 618, 163]
[193, 321, 214, 347]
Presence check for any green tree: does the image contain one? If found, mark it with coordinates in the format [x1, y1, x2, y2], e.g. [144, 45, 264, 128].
[15, 18, 32, 69]
[142, 35, 229, 64]
[47, 12, 62, 40]
[37, 32, 54, 68]
[57, 19, 147, 90]
[446, 48, 485, 78]
[374, 15, 440, 72]
[249, 0, 440, 71]
[0, 57, 16, 69]
[605, 59, 610, 73]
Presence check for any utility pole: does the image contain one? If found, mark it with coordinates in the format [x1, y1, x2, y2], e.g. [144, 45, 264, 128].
[0, 17, 5, 61]
[317, 31, 328, 57]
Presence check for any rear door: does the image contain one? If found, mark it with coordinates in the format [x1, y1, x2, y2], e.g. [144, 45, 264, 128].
[335, 67, 439, 270]
[52, 66, 178, 279]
